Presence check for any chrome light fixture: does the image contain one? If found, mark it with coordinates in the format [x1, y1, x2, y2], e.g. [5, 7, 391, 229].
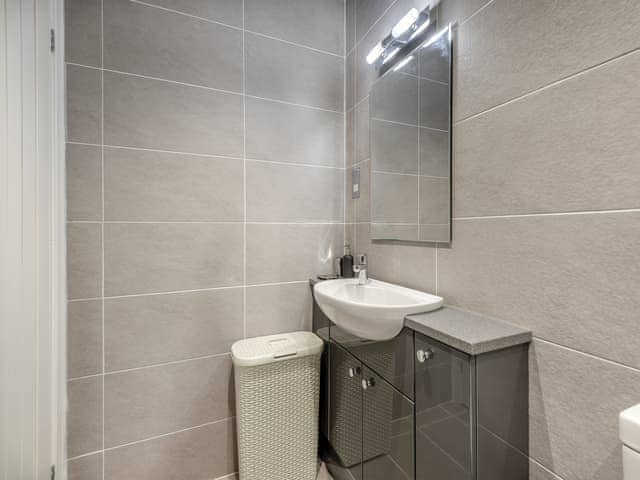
[366, 6, 433, 68]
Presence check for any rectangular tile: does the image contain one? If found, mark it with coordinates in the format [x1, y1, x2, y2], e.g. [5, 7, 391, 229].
[529, 339, 640, 480]
[246, 283, 312, 337]
[454, 50, 640, 217]
[371, 119, 419, 174]
[354, 223, 437, 294]
[68, 452, 102, 480]
[355, 98, 371, 163]
[104, 147, 243, 221]
[140, 0, 243, 27]
[66, 65, 101, 144]
[245, 33, 344, 111]
[104, 288, 243, 371]
[345, 167, 356, 223]
[420, 128, 449, 178]
[105, 420, 237, 480]
[67, 223, 102, 300]
[103, 71, 243, 156]
[104, 0, 242, 91]
[437, 0, 491, 26]
[245, 0, 344, 55]
[104, 355, 234, 446]
[66, 143, 102, 221]
[371, 172, 419, 224]
[419, 176, 449, 225]
[67, 376, 103, 457]
[355, 0, 394, 44]
[65, 0, 101, 67]
[346, 0, 356, 53]
[355, 160, 371, 223]
[438, 212, 640, 368]
[104, 223, 243, 296]
[420, 79, 449, 130]
[246, 161, 344, 223]
[455, 0, 640, 119]
[246, 224, 343, 284]
[245, 97, 344, 168]
[346, 50, 356, 111]
[346, 108, 356, 166]
[370, 72, 419, 125]
[68, 300, 102, 378]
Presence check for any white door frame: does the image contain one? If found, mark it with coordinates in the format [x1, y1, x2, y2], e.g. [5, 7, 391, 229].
[0, 0, 67, 478]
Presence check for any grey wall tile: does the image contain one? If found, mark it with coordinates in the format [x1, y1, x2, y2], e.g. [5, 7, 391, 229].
[68, 452, 103, 480]
[455, 0, 640, 119]
[246, 224, 343, 284]
[355, 99, 371, 164]
[419, 176, 449, 225]
[67, 223, 102, 300]
[419, 223, 449, 242]
[345, 167, 356, 223]
[103, 71, 243, 156]
[420, 128, 449, 178]
[419, 78, 449, 130]
[371, 73, 420, 125]
[105, 420, 237, 480]
[346, 50, 356, 111]
[246, 283, 312, 337]
[65, 0, 101, 67]
[67, 65, 101, 144]
[141, 0, 243, 27]
[104, 288, 243, 371]
[438, 213, 640, 368]
[67, 377, 103, 457]
[437, 0, 490, 26]
[371, 223, 419, 241]
[245, 33, 344, 111]
[104, 0, 243, 91]
[354, 223, 437, 294]
[530, 340, 640, 480]
[346, 0, 356, 54]
[355, 0, 394, 44]
[346, 108, 356, 166]
[246, 161, 344, 223]
[371, 119, 419, 174]
[104, 223, 243, 296]
[371, 172, 419, 223]
[104, 147, 243, 221]
[66, 143, 102, 221]
[104, 356, 234, 447]
[245, 97, 344, 168]
[245, 0, 345, 55]
[454, 50, 640, 217]
[68, 300, 102, 378]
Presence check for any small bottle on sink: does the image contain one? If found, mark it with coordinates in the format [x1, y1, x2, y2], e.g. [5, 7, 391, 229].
[340, 245, 354, 278]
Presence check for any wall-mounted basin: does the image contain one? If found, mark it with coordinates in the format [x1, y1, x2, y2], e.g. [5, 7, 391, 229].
[313, 278, 443, 341]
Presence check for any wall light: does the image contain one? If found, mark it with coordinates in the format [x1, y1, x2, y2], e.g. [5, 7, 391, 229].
[391, 8, 419, 38]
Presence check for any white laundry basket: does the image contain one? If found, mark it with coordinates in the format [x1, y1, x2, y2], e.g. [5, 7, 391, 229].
[231, 331, 324, 480]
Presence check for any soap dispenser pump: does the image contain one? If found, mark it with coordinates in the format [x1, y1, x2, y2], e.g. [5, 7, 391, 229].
[340, 245, 354, 278]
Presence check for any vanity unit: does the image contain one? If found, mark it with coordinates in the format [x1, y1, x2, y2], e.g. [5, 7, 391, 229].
[312, 281, 532, 480]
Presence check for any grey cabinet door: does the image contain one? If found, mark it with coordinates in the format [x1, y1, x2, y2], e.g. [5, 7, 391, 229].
[362, 366, 414, 480]
[415, 334, 473, 480]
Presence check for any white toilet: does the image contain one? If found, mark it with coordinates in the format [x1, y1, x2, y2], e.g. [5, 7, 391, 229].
[620, 404, 640, 478]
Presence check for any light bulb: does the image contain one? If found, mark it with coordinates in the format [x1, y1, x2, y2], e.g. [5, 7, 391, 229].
[393, 55, 414, 72]
[409, 17, 430, 41]
[366, 42, 384, 65]
[391, 8, 419, 38]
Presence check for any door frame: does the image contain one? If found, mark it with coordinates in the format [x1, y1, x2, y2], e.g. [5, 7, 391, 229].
[0, 0, 67, 478]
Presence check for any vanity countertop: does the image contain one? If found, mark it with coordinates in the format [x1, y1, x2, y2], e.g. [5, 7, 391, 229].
[405, 307, 531, 355]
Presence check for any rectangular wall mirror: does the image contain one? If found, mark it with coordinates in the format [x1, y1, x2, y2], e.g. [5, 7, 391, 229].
[369, 25, 453, 243]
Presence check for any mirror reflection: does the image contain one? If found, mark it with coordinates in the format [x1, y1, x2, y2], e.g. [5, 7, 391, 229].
[369, 26, 452, 243]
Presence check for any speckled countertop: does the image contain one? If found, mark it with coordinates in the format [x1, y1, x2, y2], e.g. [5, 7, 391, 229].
[405, 307, 531, 355]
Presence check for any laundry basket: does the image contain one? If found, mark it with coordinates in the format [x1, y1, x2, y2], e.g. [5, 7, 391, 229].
[231, 331, 324, 480]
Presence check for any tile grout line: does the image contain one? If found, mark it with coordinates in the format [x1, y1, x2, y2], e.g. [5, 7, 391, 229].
[454, 207, 640, 221]
[66, 61, 345, 115]
[100, 0, 105, 477]
[67, 221, 346, 225]
[242, 0, 247, 341]
[130, 0, 344, 58]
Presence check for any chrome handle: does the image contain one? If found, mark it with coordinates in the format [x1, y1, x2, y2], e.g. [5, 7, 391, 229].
[347, 366, 361, 378]
[416, 348, 434, 363]
[361, 377, 375, 390]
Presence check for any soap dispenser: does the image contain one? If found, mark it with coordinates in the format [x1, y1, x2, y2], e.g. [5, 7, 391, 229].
[340, 245, 354, 278]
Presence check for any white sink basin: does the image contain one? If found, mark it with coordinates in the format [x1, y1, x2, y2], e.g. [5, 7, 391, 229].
[314, 278, 443, 341]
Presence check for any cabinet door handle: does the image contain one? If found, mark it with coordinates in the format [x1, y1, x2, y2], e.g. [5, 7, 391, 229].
[416, 348, 434, 363]
[361, 377, 375, 390]
[347, 366, 361, 378]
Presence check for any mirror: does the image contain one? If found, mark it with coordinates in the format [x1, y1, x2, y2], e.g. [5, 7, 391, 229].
[369, 25, 452, 243]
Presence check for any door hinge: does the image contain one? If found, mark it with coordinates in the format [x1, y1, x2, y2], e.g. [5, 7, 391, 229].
[50, 465, 55, 480]
[50, 29, 55, 52]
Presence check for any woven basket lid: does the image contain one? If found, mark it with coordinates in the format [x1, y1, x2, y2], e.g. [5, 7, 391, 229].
[231, 331, 323, 367]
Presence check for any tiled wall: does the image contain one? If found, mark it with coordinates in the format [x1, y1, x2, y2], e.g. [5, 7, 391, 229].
[65, 0, 345, 478]
[346, 1, 640, 479]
